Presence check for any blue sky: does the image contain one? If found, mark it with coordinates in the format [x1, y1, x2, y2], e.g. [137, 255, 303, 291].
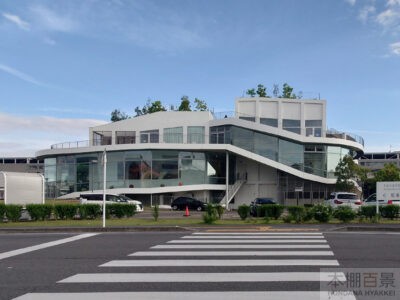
[1, 0, 400, 156]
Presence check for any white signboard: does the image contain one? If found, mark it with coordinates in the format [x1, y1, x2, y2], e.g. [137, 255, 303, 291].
[376, 181, 400, 202]
[0, 172, 45, 205]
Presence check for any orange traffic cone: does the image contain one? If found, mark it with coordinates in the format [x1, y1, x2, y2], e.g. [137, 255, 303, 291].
[184, 205, 190, 217]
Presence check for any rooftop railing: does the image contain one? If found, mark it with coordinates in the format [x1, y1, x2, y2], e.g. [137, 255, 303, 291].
[51, 140, 89, 149]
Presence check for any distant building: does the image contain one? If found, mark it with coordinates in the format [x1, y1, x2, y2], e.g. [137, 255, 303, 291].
[36, 97, 364, 207]
[358, 152, 400, 172]
[0, 157, 43, 173]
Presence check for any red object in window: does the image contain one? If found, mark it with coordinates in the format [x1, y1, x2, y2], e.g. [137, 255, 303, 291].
[178, 182, 183, 186]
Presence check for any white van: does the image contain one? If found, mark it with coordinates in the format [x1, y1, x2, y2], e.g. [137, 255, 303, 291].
[79, 193, 144, 212]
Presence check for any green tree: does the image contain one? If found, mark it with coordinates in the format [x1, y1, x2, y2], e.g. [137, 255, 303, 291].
[194, 98, 208, 111]
[147, 100, 166, 113]
[375, 163, 400, 182]
[110, 109, 129, 122]
[282, 83, 294, 99]
[246, 88, 256, 97]
[178, 96, 191, 111]
[334, 155, 356, 191]
[256, 84, 267, 97]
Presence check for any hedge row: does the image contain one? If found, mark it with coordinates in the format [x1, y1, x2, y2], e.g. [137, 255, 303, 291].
[0, 203, 137, 222]
[237, 204, 400, 223]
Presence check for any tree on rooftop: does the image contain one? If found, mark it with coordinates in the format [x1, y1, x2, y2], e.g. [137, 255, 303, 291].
[194, 98, 208, 111]
[246, 88, 256, 97]
[178, 96, 191, 111]
[256, 84, 267, 97]
[110, 109, 129, 122]
[282, 83, 294, 98]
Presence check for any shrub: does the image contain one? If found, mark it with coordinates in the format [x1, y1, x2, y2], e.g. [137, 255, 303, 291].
[282, 215, 292, 223]
[0, 204, 6, 220]
[152, 205, 159, 221]
[5, 205, 22, 222]
[286, 206, 305, 223]
[54, 204, 78, 220]
[26, 204, 53, 221]
[311, 204, 332, 223]
[359, 206, 377, 220]
[106, 204, 136, 219]
[237, 204, 250, 220]
[203, 204, 218, 224]
[302, 207, 314, 222]
[264, 204, 285, 220]
[380, 205, 400, 220]
[215, 205, 225, 219]
[79, 204, 102, 219]
[333, 206, 356, 223]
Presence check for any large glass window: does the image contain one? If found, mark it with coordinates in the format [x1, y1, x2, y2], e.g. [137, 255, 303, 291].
[140, 130, 159, 143]
[116, 131, 135, 144]
[283, 119, 301, 134]
[164, 127, 183, 143]
[179, 152, 206, 185]
[305, 120, 322, 137]
[278, 140, 304, 170]
[254, 132, 278, 160]
[260, 118, 278, 127]
[327, 146, 350, 178]
[304, 144, 326, 177]
[210, 126, 229, 144]
[188, 126, 205, 144]
[231, 127, 253, 152]
[152, 151, 179, 180]
[93, 131, 112, 146]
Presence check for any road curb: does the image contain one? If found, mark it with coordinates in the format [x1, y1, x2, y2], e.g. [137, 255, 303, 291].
[0, 226, 194, 233]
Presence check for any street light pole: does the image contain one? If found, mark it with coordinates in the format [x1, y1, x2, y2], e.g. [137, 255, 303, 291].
[102, 149, 107, 228]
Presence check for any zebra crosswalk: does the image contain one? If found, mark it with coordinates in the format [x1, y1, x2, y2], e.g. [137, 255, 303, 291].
[14, 231, 356, 300]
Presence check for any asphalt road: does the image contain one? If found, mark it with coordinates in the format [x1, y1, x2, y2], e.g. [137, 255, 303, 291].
[0, 230, 399, 300]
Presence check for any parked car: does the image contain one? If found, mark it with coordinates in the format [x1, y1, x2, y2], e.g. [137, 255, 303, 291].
[170, 197, 206, 211]
[363, 193, 400, 206]
[250, 197, 277, 217]
[326, 192, 362, 210]
[80, 193, 144, 212]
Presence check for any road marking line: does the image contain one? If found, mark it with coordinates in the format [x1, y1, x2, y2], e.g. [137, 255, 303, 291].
[13, 291, 357, 300]
[0, 233, 100, 260]
[151, 244, 330, 249]
[167, 239, 327, 243]
[58, 272, 345, 283]
[182, 235, 325, 239]
[129, 250, 334, 256]
[193, 232, 323, 235]
[100, 259, 340, 267]
[205, 227, 321, 232]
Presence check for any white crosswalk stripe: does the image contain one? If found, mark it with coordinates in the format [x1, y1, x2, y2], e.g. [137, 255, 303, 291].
[151, 244, 330, 249]
[14, 231, 354, 300]
[14, 291, 357, 300]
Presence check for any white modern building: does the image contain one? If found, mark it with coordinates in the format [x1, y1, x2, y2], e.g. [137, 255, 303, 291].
[36, 97, 364, 208]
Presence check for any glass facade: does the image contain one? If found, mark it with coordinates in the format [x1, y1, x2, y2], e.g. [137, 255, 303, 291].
[44, 150, 230, 197]
[210, 125, 355, 179]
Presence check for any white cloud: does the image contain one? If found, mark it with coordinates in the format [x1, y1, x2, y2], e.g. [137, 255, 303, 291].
[376, 8, 400, 27]
[0, 113, 107, 156]
[44, 37, 56, 46]
[358, 5, 376, 23]
[345, 0, 356, 6]
[390, 41, 400, 54]
[30, 5, 78, 33]
[387, 0, 400, 7]
[0, 63, 43, 86]
[2, 12, 30, 30]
